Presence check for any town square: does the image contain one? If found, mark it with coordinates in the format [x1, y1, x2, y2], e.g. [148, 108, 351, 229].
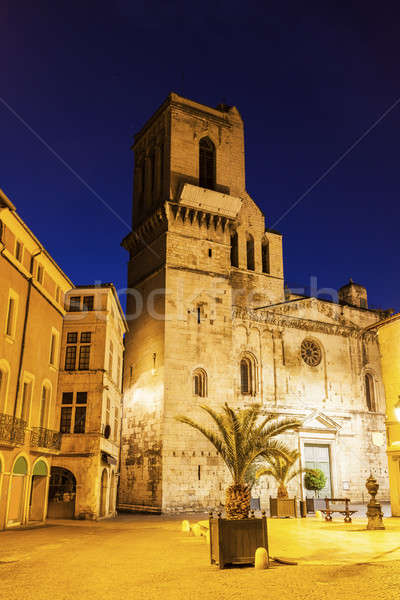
[1, 1, 400, 598]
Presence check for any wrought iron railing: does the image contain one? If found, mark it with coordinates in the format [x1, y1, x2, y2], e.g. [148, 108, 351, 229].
[0, 413, 26, 445]
[30, 427, 62, 450]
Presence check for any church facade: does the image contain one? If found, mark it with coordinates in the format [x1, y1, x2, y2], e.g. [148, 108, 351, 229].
[119, 93, 389, 512]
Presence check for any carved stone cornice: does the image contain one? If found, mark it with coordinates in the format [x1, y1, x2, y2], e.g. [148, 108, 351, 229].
[233, 306, 377, 341]
[122, 207, 168, 254]
[167, 202, 233, 232]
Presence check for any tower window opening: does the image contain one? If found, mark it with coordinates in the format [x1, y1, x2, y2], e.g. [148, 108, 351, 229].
[199, 137, 216, 190]
[150, 149, 156, 193]
[208, 248, 212, 257]
[240, 355, 257, 396]
[246, 234, 255, 271]
[193, 368, 207, 397]
[197, 306, 201, 324]
[262, 239, 270, 274]
[365, 373, 376, 412]
[230, 231, 238, 267]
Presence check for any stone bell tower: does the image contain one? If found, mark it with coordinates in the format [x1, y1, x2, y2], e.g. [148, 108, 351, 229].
[119, 94, 284, 512]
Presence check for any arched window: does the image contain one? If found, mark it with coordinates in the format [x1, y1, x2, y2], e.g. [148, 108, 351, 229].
[240, 355, 257, 396]
[365, 373, 376, 412]
[262, 239, 269, 274]
[230, 231, 239, 267]
[13, 455, 28, 475]
[199, 137, 216, 190]
[246, 234, 255, 271]
[193, 368, 207, 397]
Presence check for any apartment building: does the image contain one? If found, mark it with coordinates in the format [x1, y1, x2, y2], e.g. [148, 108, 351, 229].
[49, 285, 126, 519]
[0, 189, 73, 529]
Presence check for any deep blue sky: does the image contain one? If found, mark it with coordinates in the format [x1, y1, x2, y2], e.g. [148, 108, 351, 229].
[1, 1, 399, 311]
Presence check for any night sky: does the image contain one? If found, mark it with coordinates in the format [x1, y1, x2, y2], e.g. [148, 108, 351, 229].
[1, 2, 399, 312]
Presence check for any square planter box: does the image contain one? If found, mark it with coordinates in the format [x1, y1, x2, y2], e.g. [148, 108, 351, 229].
[209, 513, 268, 569]
[306, 498, 326, 513]
[269, 497, 298, 518]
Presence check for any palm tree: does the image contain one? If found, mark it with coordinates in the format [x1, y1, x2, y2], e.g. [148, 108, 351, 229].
[175, 403, 301, 519]
[256, 450, 305, 498]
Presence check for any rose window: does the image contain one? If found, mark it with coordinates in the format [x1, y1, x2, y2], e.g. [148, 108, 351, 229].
[301, 339, 322, 367]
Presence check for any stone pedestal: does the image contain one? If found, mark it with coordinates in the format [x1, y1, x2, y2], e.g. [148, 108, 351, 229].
[366, 502, 385, 530]
[366, 474, 385, 531]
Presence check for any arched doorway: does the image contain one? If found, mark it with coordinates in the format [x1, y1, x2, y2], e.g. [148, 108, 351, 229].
[47, 467, 76, 519]
[99, 469, 108, 517]
[29, 460, 48, 522]
[109, 471, 115, 516]
[7, 456, 28, 526]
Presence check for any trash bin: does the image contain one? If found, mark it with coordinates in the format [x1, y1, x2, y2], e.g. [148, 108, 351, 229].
[299, 500, 307, 518]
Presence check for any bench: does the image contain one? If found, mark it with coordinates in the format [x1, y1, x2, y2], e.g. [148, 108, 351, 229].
[320, 498, 357, 523]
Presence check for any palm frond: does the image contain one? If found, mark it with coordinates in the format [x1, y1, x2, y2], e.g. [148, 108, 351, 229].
[255, 467, 274, 479]
[176, 404, 302, 487]
[260, 418, 302, 439]
[198, 405, 236, 467]
[175, 415, 228, 466]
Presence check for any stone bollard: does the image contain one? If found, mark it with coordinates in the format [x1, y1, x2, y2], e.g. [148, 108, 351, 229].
[181, 519, 191, 533]
[255, 547, 269, 570]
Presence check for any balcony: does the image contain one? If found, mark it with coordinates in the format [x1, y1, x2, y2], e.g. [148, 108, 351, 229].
[30, 427, 62, 450]
[0, 413, 26, 445]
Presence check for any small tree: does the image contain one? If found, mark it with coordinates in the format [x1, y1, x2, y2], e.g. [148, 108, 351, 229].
[256, 450, 304, 498]
[304, 468, 327, 498]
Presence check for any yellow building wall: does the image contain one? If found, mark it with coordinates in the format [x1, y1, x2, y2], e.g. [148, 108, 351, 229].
[0, 191, 72, 529]
[377, 315, 400, 515]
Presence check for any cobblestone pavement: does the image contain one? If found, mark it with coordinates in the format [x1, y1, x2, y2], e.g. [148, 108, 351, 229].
[1, 513, 400, 600]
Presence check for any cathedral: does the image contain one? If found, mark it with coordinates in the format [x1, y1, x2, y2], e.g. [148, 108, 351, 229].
[119, 93, 389, 513]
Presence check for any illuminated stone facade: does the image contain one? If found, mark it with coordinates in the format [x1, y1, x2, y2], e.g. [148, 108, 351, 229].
[119, 94, 390, 512]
